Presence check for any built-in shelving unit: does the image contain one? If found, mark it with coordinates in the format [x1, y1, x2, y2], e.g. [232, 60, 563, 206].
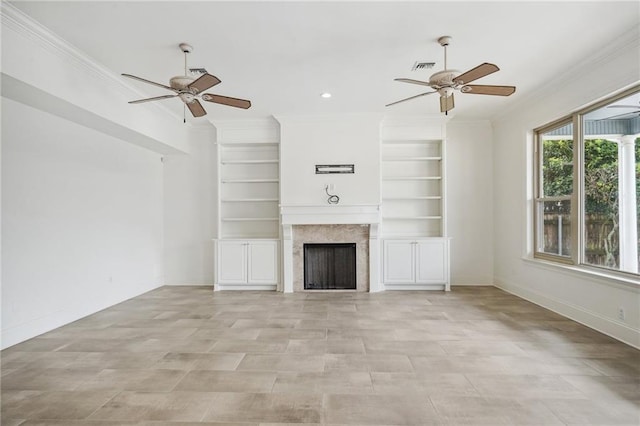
[218, 142, 280, 239]
[381, 139, 445, 238]
[213, 119, 281, 292]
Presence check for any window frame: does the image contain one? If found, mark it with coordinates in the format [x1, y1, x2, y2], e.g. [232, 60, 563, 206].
[533, 116, 576, 265]
[533, 85, 640, 279]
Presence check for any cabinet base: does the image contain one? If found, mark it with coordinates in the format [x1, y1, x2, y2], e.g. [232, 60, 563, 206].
[384, 283, 449, 291]
[214, 284, 278, 291]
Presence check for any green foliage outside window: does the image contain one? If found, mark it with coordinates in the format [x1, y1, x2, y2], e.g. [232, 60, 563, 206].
[541, 138, 640, 268]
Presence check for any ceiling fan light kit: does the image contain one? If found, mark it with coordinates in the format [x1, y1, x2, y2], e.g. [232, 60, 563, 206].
[387, 35, 516, 114]
[122, 43, 251, 121]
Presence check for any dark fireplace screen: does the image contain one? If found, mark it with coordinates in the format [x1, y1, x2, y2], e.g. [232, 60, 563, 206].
[304, 243, 357, 290]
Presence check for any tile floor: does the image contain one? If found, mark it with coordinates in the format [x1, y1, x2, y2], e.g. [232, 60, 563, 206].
[1, 286, 639, 425]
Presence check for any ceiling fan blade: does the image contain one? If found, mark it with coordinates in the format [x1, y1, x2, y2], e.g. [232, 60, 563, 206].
[187, 73, 222, 94]
[187, 99, 207, 117]
[440, 94, 454, 113]
[394, 78, 432, 87]
[128, 94, 179, 104]
[607, 105, 640, 108]
[202, 93, 251, 109]
[462, 84, 516, 96]
[598, 110, 640, 120]
[122, 73, 176, 92]
[386, 90, 438, 107]
[453, 63, 499, 85]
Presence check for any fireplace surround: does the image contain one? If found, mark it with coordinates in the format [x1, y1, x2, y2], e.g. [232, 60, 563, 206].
[280, 204, 381, 293]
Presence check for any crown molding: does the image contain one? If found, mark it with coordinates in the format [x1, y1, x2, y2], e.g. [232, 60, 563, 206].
[1, 2, 183, 121]
[492, 25, 640, 124]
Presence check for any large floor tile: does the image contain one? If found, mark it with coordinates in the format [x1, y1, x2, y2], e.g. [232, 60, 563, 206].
[2, 285, 638, 425]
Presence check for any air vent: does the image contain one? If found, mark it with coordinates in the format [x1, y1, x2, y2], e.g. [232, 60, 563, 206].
[189, 68, 208, 76]
[412, 61, 436, 71]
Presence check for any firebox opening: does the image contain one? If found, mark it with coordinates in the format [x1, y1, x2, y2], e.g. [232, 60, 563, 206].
[303, 243, 357, 290]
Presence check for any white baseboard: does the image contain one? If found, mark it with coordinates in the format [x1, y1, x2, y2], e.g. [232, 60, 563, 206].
[215, 284, 277, 291]
[164, 282, 214, 286]
[1, 283, 163, 349]
[384, 283, 447, 291]
[451, 282, 493, 286]
[494, 278, 640, 349]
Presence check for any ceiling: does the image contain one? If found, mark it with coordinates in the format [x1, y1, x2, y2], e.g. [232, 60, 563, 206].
[10, 1, 640, 122]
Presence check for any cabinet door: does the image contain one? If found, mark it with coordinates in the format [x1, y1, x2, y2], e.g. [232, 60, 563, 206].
[217, 241, 248, 284]
[383, 240, 415, 283]
[415, 240, 447, 283]
[247, 241, 278, 284]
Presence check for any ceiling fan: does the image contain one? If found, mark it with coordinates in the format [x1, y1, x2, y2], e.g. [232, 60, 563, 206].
[387, 36, 516, 114]
[604, 102, 640, 120]
[122, 43, 251, 120]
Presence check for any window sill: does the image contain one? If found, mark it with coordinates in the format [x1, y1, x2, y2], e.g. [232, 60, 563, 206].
[522, 256, 640, 292]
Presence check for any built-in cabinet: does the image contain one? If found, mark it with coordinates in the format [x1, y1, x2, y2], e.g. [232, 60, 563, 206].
[380, 119, 450, 291]
[213, 120, 281, 291]
[214, 239, 279, 290]
[383, 239, 450, 290]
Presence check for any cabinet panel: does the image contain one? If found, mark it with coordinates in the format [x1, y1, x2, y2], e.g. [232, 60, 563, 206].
[248, 241, 278, 284]
[415, 240, 447, 283]
[217, 241, 248, 284]
[383, 240, 415, 283]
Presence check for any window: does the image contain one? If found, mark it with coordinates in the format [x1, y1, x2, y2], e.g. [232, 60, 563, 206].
[534, 86, 640, 277]
[535, 120, 574, 260]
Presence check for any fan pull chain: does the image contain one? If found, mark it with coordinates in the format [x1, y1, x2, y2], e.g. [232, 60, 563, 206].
[183, 105, 186, 124]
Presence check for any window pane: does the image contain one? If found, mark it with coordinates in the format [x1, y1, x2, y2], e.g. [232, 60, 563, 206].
[540, 125, 573, 197]
[583, 90, 639, 274]
[537, 199, 572, 257]
[583, 139, 620, 270]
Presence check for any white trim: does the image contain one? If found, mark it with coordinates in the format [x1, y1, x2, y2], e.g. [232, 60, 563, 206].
[215, 284, 277, 291]
[494, 277, 640, 349]
[523, 257, 640, 291]
[1, 2, 181, 121]
[1, 283, 161, 349]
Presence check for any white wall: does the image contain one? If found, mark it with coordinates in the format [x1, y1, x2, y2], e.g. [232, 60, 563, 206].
[446, 120, 494, 285]
[163, 125, 216, 285]
[492, 27, 640, 348]
[278, 114, 381, 206]
[1, 98, 164, 348]
[2, 2, 189, 155]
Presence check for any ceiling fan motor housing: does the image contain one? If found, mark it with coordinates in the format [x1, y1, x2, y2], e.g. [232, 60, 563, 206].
[429, 70, 460, 88]
[170, 75, 196, 90]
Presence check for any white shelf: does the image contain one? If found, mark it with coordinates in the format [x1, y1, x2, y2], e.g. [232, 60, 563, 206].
[383, 216, 442, 220]
[383, 176, 441, 181]
[218, 142, 279, 147]
[221, 217, 280, 222]
[382, 157, 442, 162]
[383, 196, 442, 200]
[381, 137, 444, 238]
[221, 159, 279, 165]
[221, 178, 279, 183]
[217, 138, 280, 239]
[382, 139, 440, 145]
[221, 198, 279, 203]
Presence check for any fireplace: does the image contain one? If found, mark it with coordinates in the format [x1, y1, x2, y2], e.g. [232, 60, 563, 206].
[280, 205, 382, 293]
[304, 243, 357, 290]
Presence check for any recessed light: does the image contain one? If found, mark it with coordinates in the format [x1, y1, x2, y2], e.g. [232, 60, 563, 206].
[321, 92, 332, 98]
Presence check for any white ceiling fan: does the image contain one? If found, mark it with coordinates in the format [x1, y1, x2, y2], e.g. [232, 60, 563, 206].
[387, 36, 516, 114]
[122, 43, 251, 120]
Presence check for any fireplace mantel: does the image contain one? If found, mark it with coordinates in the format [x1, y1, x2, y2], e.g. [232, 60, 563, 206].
[280, 204, 382, 293]
[280, 204, 381, 226]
